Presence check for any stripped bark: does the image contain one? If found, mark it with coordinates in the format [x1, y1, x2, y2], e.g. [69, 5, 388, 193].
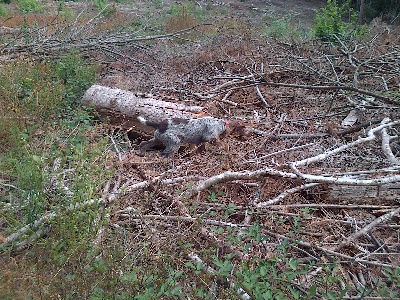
[82, 85, 204, 119]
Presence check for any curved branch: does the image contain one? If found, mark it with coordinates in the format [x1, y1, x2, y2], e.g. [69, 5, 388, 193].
[255, 183, 320, 207]
[292, 119, 400, 167]
[190, 168, 298, 196]
[381, 127, 400, 165]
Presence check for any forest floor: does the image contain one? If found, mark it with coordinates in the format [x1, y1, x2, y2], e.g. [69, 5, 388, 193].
[1, 0, 399, 299]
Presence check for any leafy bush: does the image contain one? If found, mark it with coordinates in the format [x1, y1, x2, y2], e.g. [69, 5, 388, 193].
[0, 0, 11, 4]
[0, 53, 97, 151]
[0, 3, 8, 16]
[313, 0, 359, 41]
[17, 0, 43, 13]
[0, 59, 63, 148]
[55, 53, 98, 107]
[264, 15, 306, 40]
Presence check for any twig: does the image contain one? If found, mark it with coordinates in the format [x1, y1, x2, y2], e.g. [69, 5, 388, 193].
[125, 176, 206, 192]
[0, 212, 57, 250]
[255, 183, 320, 207]
[333, 207, 400, 252]
[117, 213, 247, 228]
[220, 90, 238, 106]
[292, 119, 400, 167]
[242, 142, 316, 164]
[271, 133, 329, 140]
[265, 230, 398, 269]
[0, 178, 118, 251]
[255, 84, 270, 107]
[110, 135, 122, 162]
[0, 182, 24, 191]
[212, 76, 397, 105]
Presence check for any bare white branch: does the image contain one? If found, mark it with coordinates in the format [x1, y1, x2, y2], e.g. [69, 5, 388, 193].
[292, 118, 400, 168]
[381, 126, 400, 165]
[256, 183, 320, 207]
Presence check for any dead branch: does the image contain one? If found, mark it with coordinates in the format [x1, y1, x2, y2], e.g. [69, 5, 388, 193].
[271, 133, 329, 140]
[255, 183, 320, 207]
[0, 178, 119, 251]
[187, 119, 400, 200]
[381, 126, 400, 165]
[115, 213, 247, 228]
[1, 18, 205, 58]
[265, 230, 398, 269]
[0, 211, 57, 250]
[187, 168, 298, 197]
[292, 119, 400, 167]
[243, 142, 316, 164]
[336, 119, 382, 136]
[267, 203, 394, 210]
[207, 76, 398, 106]
[125, 176, 206, 192]
[333, 206, 400, 252]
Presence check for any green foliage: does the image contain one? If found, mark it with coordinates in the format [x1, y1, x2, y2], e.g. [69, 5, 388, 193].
[55, 53, 98, 107]
[264, 15, 305, 40]
[0, 53, 102, 242]
[184, 222, 350, 299]
[17, 0, 43, 13]
[313, 0, 360, 41]
[375, 267, 400, 298]
[0, 3, 8, 16]
[166, 2, 206, 21]
[0, 59, 62, 148]
[151, 0, 163, 9]
[1, 0, 12, 4]
[92, 0, 107, 11]
[0, 53, 97, 151]
[57, 2, 76, 20]
[344, 0, 400, 22]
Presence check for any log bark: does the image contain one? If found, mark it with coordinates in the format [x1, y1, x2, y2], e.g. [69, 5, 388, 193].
[327, 182, 400, 202]
[82, 84, 206, 136]
[82, 84, 204, 119]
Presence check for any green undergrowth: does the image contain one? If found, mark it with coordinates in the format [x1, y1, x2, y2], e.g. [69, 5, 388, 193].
[313, 0, 367, 42]
[263, 15, 310, 41]
[0, 53, 115, 297]
[17, 0, 43, 13]
[0, 5, 399, 299]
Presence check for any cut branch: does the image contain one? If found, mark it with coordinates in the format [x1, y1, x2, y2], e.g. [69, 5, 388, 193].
[188, 168, 298, 197]
[292, 119, 400, 167]
[333, 206, 400, 252]
[1, 22, 205, 57]
[255, 183, 320, 207]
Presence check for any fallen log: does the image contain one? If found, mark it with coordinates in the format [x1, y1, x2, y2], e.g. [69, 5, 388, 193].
[82, 84, 204, 119]
[82, 84, 205, 136]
